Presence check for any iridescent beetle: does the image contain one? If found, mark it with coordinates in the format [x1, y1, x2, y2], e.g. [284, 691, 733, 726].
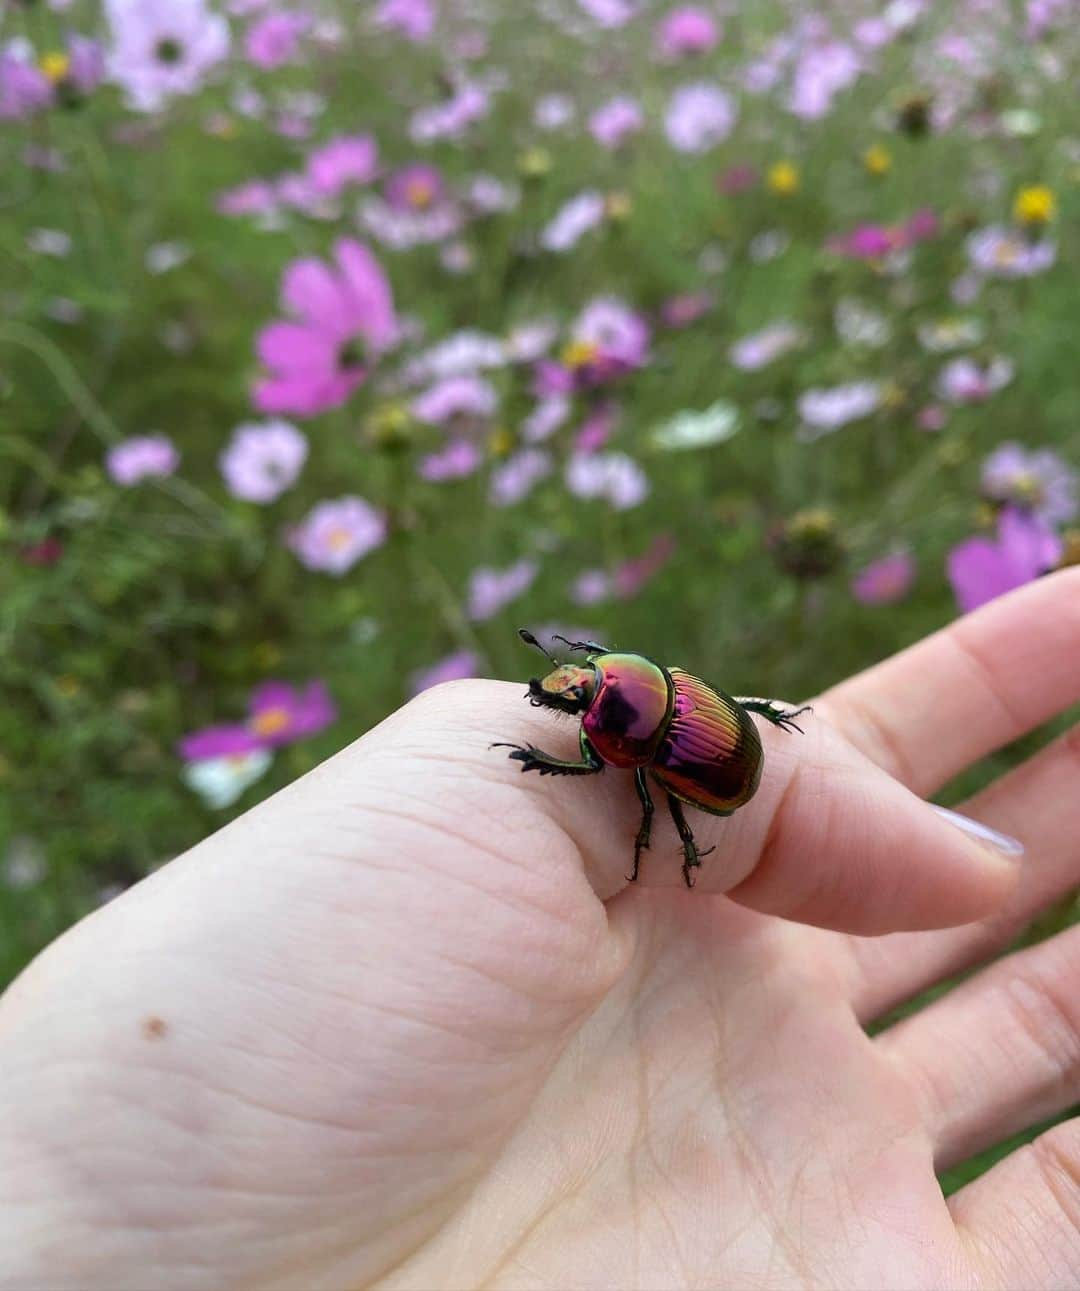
[495, 630, 810, 888]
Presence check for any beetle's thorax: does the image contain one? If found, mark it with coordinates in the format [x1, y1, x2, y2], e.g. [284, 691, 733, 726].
[582, 652, 673, 768]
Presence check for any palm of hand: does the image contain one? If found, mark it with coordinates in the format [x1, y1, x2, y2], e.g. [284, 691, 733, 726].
[4, 572, 1080, 1291]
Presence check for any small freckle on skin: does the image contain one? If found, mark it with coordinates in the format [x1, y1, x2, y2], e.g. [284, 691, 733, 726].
[142, 1015, 168, 1040]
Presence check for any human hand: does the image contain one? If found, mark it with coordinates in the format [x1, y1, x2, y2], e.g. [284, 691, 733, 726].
[3, 570, 1080, 1290]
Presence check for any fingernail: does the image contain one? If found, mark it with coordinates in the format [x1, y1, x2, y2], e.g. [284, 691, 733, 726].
[931, 805, 1025, 858]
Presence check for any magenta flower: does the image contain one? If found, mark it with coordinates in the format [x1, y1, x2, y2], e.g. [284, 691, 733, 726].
[385, 162, 446, 212]
[179, 680, 337, 762]
[245, 12, 309, 68]
[659, 292, 714, 328]
[788, 41, 861, 120]
[588, 97, 644, 149]
[655, 7, 720, 58]
[828, 224, 897, 260]
[106, 434, 179, 485]
[217, 180, 278, 218]
[614, 533, 676, 598]
[288, 496, 387, 574]
[467, 559, 539, 621]
[105, 0, 230, 113]
[408, 649, 481, 696]
[220, 420, 308, 503]
[981, 443, 1078, 527]
[947, 508, 1062, 614]
[0, 52, 52, 119]
[254, 240, 397, 418]
[730, 321, 803, 371]
[305, 135, 378, 197]
[409, 80, 489, 143]
[717, 163, 758, 194]
[374, 0, 436, 41]
[665, 82, 737, 152]
[851, 551, 916, 605]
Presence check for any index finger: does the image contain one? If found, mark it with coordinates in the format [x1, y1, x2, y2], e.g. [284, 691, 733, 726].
[817, 567, 1080, 796]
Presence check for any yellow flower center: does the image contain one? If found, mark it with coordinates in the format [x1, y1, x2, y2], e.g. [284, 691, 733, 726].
[994, 239, 1020, 266]
[327, 527, 354, 552]
[1013, 185, 1056, 225]
[405, 179, 434, 209]
[40, 51, 71, 83]
[1011, 471, 1044, 503]
[250, 708, 290, 738]
[561, 339, 601, 369]
[767, 161, 800, 195]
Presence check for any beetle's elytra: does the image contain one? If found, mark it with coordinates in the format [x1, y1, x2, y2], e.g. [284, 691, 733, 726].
[494, 629, 810, 888]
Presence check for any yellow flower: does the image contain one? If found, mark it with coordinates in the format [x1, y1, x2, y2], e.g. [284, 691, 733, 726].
[767, 161, 800, 196]
[39, 51, 71, 83]
[1013, 185, 1056, 225]
[863, 144, 892, 176]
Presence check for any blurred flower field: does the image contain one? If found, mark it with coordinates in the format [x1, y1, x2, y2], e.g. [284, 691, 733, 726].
[3, 0, 1079, 1037]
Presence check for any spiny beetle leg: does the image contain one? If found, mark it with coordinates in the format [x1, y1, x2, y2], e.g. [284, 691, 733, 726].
[737, 698, 813, 735]
[667, 794, 715, 889]
[630, 767, 655, 883]
[491, 742, 604, 777]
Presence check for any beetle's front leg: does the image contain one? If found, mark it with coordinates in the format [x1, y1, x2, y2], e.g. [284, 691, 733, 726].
[630, 768, 654, 883]
[666, 794, 715, 888]
[492, 740, 604, 777]
[737, 698, 812, 735]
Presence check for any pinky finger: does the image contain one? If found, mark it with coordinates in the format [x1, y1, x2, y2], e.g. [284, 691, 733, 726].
[951, 1120, 1080, 1290]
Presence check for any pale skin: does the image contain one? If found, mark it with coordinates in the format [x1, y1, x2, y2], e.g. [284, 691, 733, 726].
[3, 570, 1080, 1290]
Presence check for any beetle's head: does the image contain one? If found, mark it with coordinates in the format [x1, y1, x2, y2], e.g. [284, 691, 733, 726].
[528, 663, 597, 715]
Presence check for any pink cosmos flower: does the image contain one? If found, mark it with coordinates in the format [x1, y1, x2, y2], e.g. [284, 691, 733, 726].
[245, 12, 309, 68]
[665, 82, 737, 152]
[374, 0, 436, 41]
[614, 533, 676, 598]
[851, 551, 916, 605]
[539, 191, 606, 253]
[566, 452, 649, 509]
[0, 51, 53, 119]
[947, 508, 1062, 614]
[588, 97, 644, 150]
[467, 560, 539, 621]
[655, 7, 720, 58]
[254, 240, 397, 418]
[385, 162, 446, 212]
[966, 226, 1056, 278]
[577, 0, 637, 27]
[573, 297, 651, 370]
[729, 321, 803, 370]
[788, 41, 861, 119]
[409, 649, 480, 696]
[105, 0, 230, 113]
[178, 680, 337, 762]
[936, 356, 1014, 404]
[660, 292, 714, 328]
[305, 135, 378, 197]
[288, 496, 387, 574]
[106, 434, 180, 485]
[717, 163, 758, 193]
[418, 440, 482, 482]
[797, 382, 882, 437]
[409, 81, 489, 143]
[490, 449, 552, 507]
[981, 443, 1078, 527]
[217, 179, 278, 217]
[411, 374, 497, 425]
[219, 420, 308, 503]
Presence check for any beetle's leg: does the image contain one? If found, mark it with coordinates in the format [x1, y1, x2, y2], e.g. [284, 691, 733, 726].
[630, 768, 654, 883]
[491, 741, 604, 777]
[666, 794, 715, 889]
[736, 698, 813, 735]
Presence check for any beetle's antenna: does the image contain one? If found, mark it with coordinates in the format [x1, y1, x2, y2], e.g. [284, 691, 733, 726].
[518, 627, 559, 667]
